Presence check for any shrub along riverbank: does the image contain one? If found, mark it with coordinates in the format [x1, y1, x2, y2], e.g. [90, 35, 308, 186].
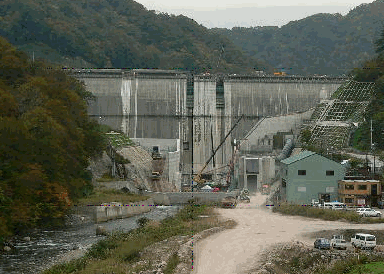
[272, 203, 384, 223]
[43, 203, 235, 274]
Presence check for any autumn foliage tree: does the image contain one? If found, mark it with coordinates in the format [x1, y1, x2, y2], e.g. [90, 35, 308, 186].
[0, 37, 105, 241]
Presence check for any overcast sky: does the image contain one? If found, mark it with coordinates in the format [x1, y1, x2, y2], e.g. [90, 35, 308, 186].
[135, 0, 374, 28]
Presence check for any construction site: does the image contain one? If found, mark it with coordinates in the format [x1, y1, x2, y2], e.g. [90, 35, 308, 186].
[77, 70, 375, 197]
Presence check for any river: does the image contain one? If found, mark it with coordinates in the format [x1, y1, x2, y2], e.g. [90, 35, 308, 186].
[0, 205, 180, 274]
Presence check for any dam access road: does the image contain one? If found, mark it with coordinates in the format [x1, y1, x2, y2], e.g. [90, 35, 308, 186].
[193, 193, 384, 274]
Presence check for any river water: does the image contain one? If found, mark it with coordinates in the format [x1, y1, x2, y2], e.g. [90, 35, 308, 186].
[0, 205, 180, 274]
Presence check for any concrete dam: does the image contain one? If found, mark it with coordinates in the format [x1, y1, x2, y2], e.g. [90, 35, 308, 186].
[71, 69, 346, 185]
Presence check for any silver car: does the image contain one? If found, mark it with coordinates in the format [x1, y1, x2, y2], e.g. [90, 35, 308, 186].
[330, 235, 347, 250]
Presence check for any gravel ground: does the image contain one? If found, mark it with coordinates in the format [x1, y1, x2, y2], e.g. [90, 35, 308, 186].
[193, 193, 384, 274]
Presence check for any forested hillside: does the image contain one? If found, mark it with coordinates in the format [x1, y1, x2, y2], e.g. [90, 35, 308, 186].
[0, 0, 269, 73]
[0, 37, 105, 242]
[350, 28, 384, 152]
[213, 0, 384, 76]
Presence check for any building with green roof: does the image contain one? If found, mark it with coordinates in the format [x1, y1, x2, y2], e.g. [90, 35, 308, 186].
[280, 150, 345, 204]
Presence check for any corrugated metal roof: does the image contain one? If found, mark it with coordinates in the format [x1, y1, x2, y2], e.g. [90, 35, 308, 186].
[280, 150, 316, 165]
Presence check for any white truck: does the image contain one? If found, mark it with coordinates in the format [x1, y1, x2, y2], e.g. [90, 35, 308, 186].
[351, 233, 376, 250]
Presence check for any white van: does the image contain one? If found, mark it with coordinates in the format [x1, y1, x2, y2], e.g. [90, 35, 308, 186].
[321, 202, 346, 210]
[331, 203, 347, 211]
[351, 233, 376, 250]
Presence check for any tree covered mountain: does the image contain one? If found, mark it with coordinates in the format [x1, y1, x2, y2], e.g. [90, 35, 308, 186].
[213, 0, 384, 76]
[0, 0, 270, 73]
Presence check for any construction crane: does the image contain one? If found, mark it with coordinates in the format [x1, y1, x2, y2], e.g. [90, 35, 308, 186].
[193, 115, 244, 186]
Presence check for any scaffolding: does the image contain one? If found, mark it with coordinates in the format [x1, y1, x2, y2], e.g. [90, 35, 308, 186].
[303, 80, 375, 149]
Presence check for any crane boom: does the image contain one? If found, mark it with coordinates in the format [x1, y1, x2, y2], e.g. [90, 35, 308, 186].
[194, 115, 244, 184]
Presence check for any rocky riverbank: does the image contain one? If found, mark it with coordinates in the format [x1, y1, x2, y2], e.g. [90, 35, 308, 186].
[0, 205, 180, 274]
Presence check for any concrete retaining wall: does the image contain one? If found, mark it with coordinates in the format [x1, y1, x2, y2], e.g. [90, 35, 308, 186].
[75, 198, 155, 223]
[148, 191, 241, 205]
[95, 198, 154, 223]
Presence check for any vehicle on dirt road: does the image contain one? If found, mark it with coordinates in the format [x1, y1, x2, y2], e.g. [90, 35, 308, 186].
[238, 189, 250, 203]
[314, 238, 331, 250]
[351, 233, 376, 250]
[221, 196, 237, 208]
[330, 235, 347, 250]
[356, 208, 382, 217]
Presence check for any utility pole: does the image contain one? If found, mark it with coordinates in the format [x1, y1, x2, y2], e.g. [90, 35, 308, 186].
[370, 119, 375, 177]
[243, 156, 247, 190]
[370, 119, 373, 153]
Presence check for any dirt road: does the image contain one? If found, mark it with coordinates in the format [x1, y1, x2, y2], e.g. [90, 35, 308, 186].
[193, 193, 384, 274]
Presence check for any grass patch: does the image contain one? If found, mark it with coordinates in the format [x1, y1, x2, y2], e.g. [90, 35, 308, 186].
[106, 132, 134, 148]
[273, 203, 384, 223]
[42, 257, 88, 274]
[86, 238, 119, 259]
[348, 261, 384, 274]
[43, 203, 229, 274]
[313, 254, 384, 274]
[74, 186, 148, 206]
[163, 253, 180, 274]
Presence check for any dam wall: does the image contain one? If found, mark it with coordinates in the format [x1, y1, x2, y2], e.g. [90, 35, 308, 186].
[72, 69, 345, 184]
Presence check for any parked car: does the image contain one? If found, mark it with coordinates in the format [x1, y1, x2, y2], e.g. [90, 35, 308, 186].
[330, 235, 347, 250]
[351, 233, 376, 250]
[314, 238, 331, 250]
[356, 208, 382, 217]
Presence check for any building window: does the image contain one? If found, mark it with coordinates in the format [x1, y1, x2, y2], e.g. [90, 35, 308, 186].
[358, 185, 367, 190]
[298, 170, 306, 175]
[345, 198, 354, 203]
[345, 184, 354, 190]
[282, 178, 286, 187]
[326, 170, 334, 176]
